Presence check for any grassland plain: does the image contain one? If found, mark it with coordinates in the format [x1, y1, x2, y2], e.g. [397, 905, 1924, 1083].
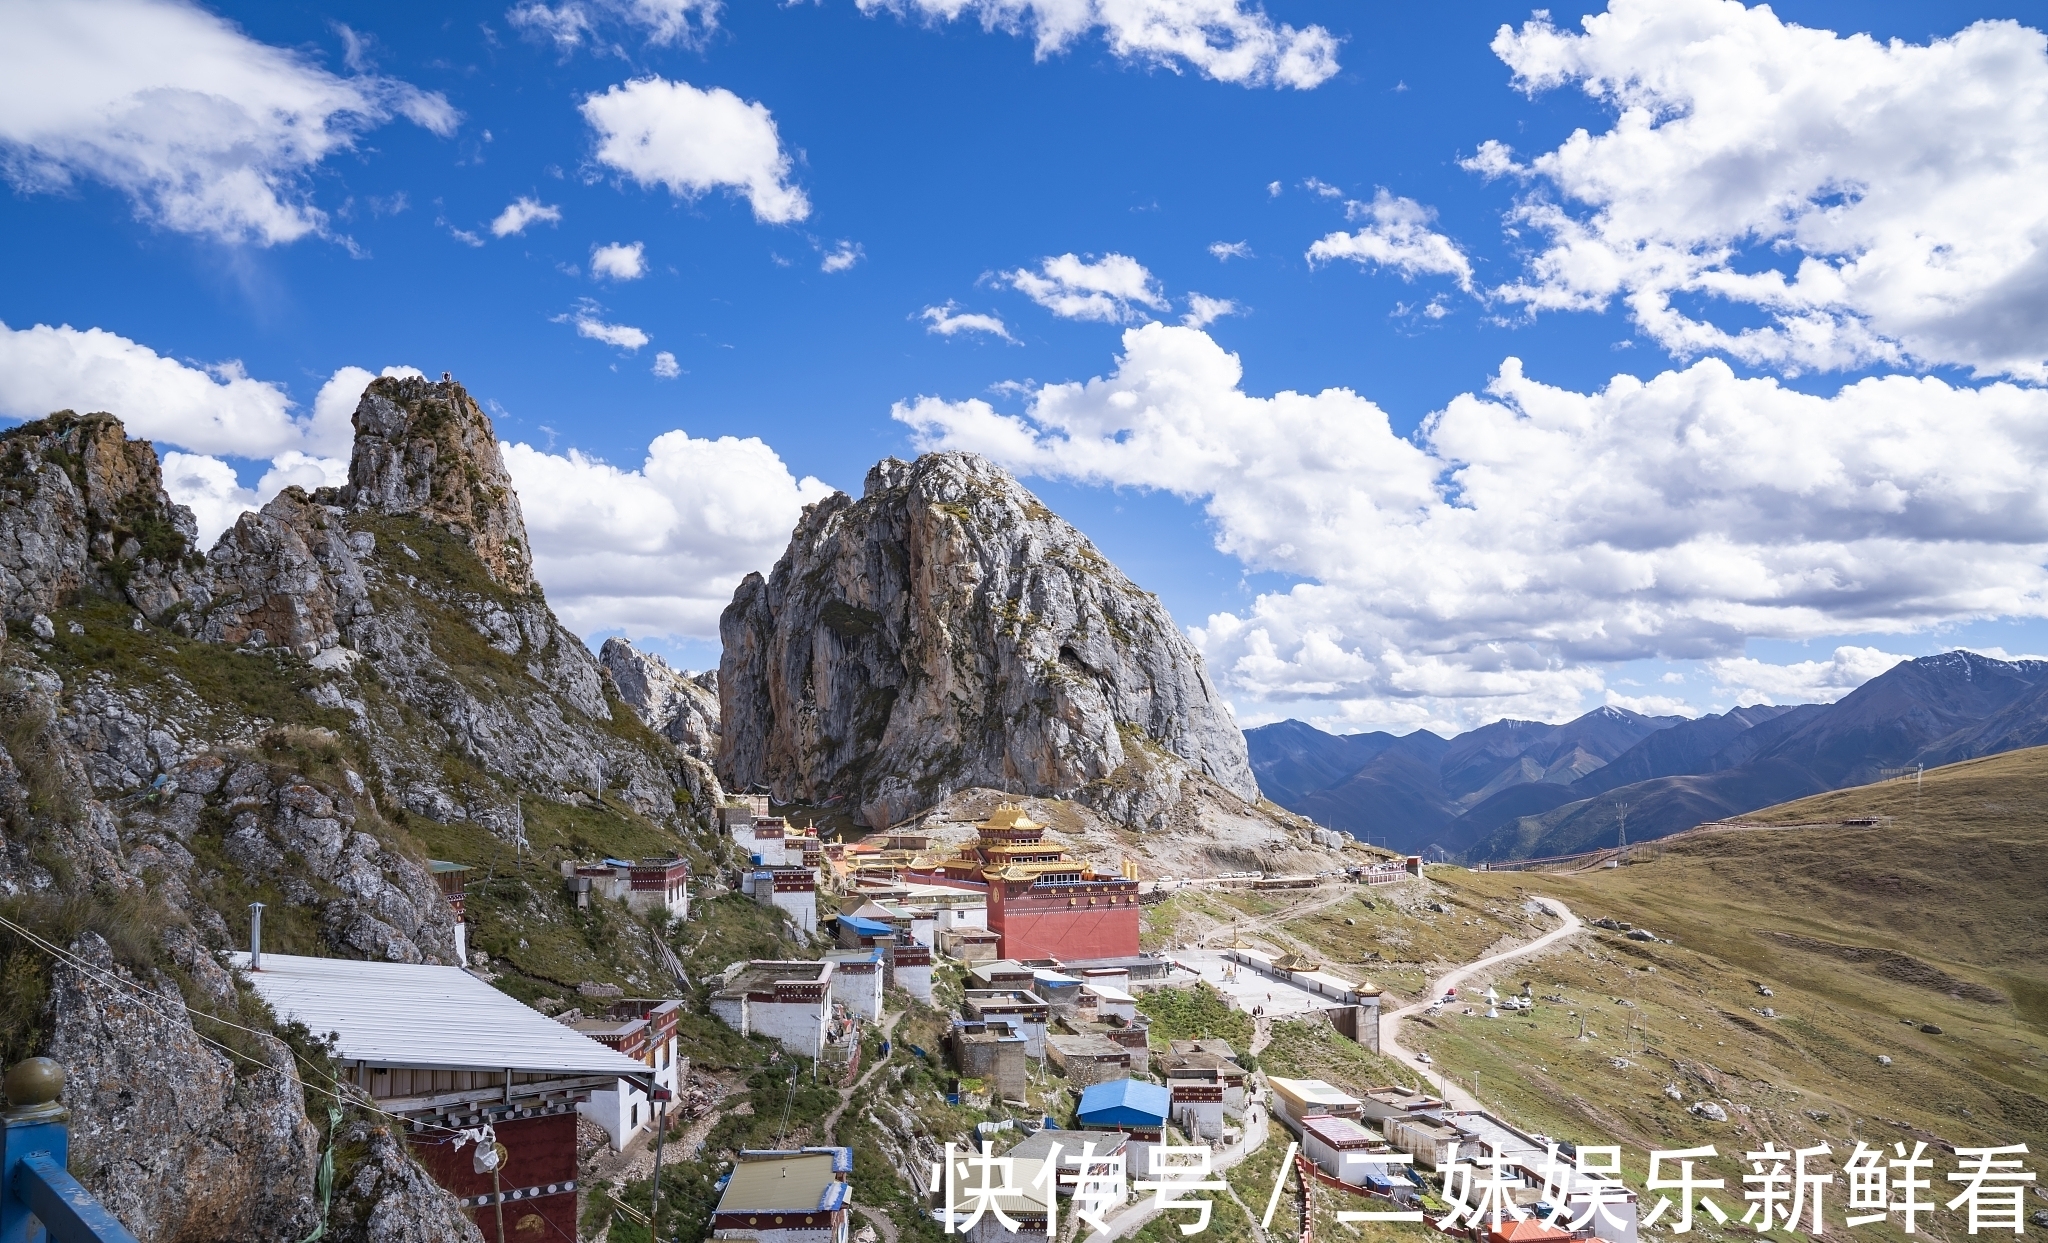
[1135, 748, 2048, 1243]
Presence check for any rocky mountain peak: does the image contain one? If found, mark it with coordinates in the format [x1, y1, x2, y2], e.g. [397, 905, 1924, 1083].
[601, 636, 720, 762]
[342, 375, 534, 594]
[0, 410, 202, 625]
[719, 450, 1257, 829]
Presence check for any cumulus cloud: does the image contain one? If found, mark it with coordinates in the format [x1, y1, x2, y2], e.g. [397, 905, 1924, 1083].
[1209, 241, 1252, 261]
[509, 0, 721, 49]
[502, 431, 833, 638]
[1707, 646, 1909, 705]
[560, 301, 649, 350]
[1483, 0, 2048, 380]
[581, 77, 809, 224]
[921, 303, 1014, 341]
[491, 197, 562, 237]
[1307, 190, 1473, 290]
[893, 324, 2048, 730]
[820, 240, 863, 273]
[1181, 293, 1239, 328]
[652, 350, 681, 378]
[1005, 253, 1168, 323]
[590, 240, 647, 280]
[855, 0, 1339, 89]
[0, 321, 416, 542]
[0, 0, 456, 246]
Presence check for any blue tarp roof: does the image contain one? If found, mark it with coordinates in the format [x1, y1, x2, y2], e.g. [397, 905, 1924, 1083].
[840, 915, 894, 938]
[1077, 1079, 1170, 1125]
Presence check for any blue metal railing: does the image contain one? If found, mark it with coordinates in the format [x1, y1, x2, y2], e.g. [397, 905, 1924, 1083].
[2, 1059, 140, 1243]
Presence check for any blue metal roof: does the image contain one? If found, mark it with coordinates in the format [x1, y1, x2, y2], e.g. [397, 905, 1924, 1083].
[839, 915, 894, 938]
[1077, 1079, 1170, 1125]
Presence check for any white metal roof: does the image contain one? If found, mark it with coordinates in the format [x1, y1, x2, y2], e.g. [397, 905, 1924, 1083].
[232, 952, 650, 1079]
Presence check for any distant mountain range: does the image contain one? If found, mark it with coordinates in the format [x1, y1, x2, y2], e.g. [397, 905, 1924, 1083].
[1246, 651, 2048, 860]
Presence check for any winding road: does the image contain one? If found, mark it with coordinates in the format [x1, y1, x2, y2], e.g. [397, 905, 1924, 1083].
[1378, 896, 1582, 1111]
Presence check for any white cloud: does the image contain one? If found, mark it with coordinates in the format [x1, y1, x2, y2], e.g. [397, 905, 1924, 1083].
[491, 197, 562, 238]
[1266, 180, 1282, 197]
[561, 301, 649, 351]
[1484, 0, 2048, 380]
[1302, 178, 1343, 198]
[921, 303, 1014, 341]
[1181, 293, 1239, 328]
[590, 240, 647, 280]
[1707, 646, 1909, 705]
[820, 240, 864, 273]
[1458, 139, 1522, 179]
[0, 0, 455, 246]
[508, 0, 720, 50]
[1307, 190, 1473, 290]
[893, 324, 2048, 731]
[0, 322, 416, 542]
[855, 0, 1338, 89]
[502, 431, 833, 639]
[1209, 241, 1252, 261]
[581, 77, 809, 224]
[1005, 253, 1168, 323]
[651, 350, 681, 378]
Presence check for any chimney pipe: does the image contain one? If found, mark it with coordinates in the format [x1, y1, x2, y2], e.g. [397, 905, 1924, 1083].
[249, 901, 266, 971]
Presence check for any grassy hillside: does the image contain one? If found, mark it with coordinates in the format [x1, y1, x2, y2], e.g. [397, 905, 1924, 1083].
[1138, 751, 2048, 1243]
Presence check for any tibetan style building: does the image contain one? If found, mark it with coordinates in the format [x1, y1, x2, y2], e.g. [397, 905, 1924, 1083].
[912, 804, 1139, 960]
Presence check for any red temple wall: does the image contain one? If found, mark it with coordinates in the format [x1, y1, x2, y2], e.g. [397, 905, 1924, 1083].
[410, 1111, 580, 1242]
[989, 902, 1139, 960]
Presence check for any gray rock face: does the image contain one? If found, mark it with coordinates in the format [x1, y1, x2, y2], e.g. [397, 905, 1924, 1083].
[200, 487, 370, 656]
[719, 452, 1256, 828]
[602, 637, 720, 758]
[48, 932, 322, 1242]
[327, 1122, 487, 1243]
[343, 375, 535, 594]
[600, 636, 728, 816]
[0, 412, 206, 626]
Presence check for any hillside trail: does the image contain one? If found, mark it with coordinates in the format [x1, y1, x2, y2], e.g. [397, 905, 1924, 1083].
[822, 1009, 906, 1138]
[1378, 896, 1582, 1111]
[1197, 883, 1364, 948]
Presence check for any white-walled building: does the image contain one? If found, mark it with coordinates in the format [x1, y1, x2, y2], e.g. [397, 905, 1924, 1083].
[571, 998, 686, 1150]
[825, 949, 886, 1021]
[712, 1147, 853, 1243]
[752, 868, 819, 933]
[888, 941, 934, 1004]
[1170, 1080, 1227, 1142]
[713, 960, 836, 1059]
[1082, 983, 1139, 1023]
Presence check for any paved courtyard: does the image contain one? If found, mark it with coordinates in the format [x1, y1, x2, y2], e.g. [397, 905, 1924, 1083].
[1157, 949, 1342, 1017]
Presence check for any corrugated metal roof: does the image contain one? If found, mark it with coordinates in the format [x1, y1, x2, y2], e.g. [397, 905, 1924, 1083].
[1077, 1078, 1170, 1122]
[232, 952, 649, 1078]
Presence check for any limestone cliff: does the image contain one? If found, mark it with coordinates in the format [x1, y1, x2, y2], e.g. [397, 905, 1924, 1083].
[718, 452, 1257, 828]
[601, 637, 720, 760]
[0, 379, 706, 1241]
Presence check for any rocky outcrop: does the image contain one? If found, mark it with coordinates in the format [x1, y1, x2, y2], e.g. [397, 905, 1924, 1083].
[326, 1122, 488, 1243]
[200, 487, 371, 657]
[718, 452, 1257, 828]
[48, 932, 322, 1241]
[343, 375, 535, 594]
[600, 636, 727, 816]
[0, 412, 206, 627]
[602, 637, 720, 758]
[0, 376, 698, 1240]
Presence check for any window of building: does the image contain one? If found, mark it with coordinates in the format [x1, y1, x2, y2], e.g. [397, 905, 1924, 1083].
[631, 1103, 640, 1128]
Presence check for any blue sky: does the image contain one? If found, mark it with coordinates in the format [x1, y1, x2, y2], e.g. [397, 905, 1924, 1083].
[7, 0, 2048, 735]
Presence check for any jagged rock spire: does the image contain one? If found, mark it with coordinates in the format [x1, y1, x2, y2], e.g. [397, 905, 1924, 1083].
[343, 375, 535, 594]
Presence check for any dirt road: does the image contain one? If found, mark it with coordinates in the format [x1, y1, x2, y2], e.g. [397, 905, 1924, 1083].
[1378, 896, 1582, 1111]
